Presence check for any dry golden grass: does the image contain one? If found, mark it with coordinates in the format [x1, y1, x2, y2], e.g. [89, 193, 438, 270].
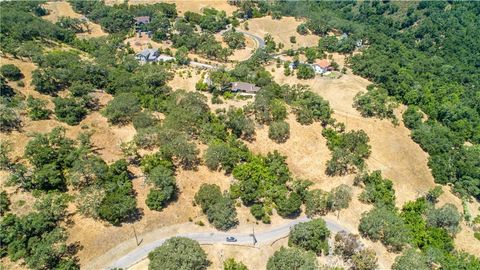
[42, 1, 107, 38]
[242, 16, 319, 49]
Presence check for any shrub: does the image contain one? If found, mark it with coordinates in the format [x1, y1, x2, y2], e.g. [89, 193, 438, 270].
[223, 258, 248, 270]
[351, 248, 378, 270]
[288, 219, 330, 255]
[305, 189, 331, 216]
[0, 64, 23, 81]
[268, 120, 290, 143]
[0, 105, 21, 132]
[392, 249, 429, 270]
[426, 203, 461, 234]
[132, 111, 157, 130]
[26, 96, 51, 120]
[195, 184, 238, 230]
[334, 231, 362, 260]
[0, 190, 10, 216]
[330, 184, 353, 211]
[148, 237, 208, 270]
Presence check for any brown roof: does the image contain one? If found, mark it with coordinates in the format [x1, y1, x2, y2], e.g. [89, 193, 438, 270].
[231, 82, 261, 93]
[316, 59, 331, 69]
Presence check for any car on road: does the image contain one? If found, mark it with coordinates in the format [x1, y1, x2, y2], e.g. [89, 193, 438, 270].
[226, 236, 237, 242]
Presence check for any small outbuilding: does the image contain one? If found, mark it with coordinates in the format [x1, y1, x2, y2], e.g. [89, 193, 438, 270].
[231, 82, 261, 95]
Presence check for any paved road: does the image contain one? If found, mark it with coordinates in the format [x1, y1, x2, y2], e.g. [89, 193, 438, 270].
[107, 217, 350, 269]
[237, 30, 266, 50]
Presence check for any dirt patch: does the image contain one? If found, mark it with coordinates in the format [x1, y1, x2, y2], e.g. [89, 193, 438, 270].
[42, 1, 107, 38]
[242, 17, 319, 50]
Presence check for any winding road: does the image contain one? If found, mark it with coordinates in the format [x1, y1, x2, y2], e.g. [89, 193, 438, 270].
[106, 217, 350, 270]
[237, 30, 266, 50]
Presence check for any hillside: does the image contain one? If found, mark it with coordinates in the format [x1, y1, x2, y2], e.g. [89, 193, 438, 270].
[1, 1, 479, 270]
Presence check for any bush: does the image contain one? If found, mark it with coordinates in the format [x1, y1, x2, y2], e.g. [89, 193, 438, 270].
[250, 203, 266, 220]
[305, 189, 331, 216]
[334, 231, 362, 260]
[275, 192, 302, 217]
[132, 111, 157, 130]
[288, 219, 330, 255]
[54, 97, 87, 125]
[426, 203, 461, 234]
[0, 190, 10, 216]
[392, 249, 429, 270]
[103, 93, 141, 125]
[330, 184, 353, 211]
[0, 105, 21, 132]
[223, 258, 248, 270]
[0, 64, 23, 81]
[266, 247, 317, 270]
[148, 237, 209, 270]
[26, 96, 51, 120]
[223, 30, 246, 49]
[268, 120, 290, 143]
[351, 248, 378, 270]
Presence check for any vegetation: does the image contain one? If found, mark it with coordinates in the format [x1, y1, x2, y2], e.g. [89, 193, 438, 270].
[356, 170, 396, 209]
[268, 120, 290, 143]
[145, 162, 177, 211]
[288, 218, 330, 255]
[103, 93, 141, 125]
[223, 30, 246, 49]
[266, 247, 318, 270]
[296, 64, 315, 79]
[1, 64, 23, 81]
[148, 237, 208, 270]
[353, 85, 398, 124]
[26, 96, 51, 120]
[224, 258, 248, 270]
[195, 184, 237, 230]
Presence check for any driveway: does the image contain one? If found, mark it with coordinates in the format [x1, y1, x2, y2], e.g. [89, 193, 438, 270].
[106, 217, 351, 269]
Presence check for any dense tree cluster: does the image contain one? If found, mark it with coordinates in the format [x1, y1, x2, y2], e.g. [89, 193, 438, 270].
[266, 247, 318, 270]
[148, 237, 208, 270]
[288, 219, 330, 255]
[194, 184, 238, 230]
[144, 157, 177, 211]
[356, 170, 396, 209]
[322, 128, 371, 176]
[353, 85, 398, 124]
[223, 30, 246, 49]
[0, 193, 79, 269]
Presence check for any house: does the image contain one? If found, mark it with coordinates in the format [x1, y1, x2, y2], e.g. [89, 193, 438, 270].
[156, 54, 175, 62]
[231, 82, 260, 95]
[134, 16, 150, 25]
[135, 48, 159, 62]
[311, 59, 332, 74]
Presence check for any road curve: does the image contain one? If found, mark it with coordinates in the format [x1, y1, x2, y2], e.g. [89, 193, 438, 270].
[236, 30, 266, 50]
[107, 217, 350, 270]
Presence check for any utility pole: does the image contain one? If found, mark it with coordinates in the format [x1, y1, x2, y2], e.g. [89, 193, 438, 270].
[252, 225, 257, 245]
[132, 224, 141, 246]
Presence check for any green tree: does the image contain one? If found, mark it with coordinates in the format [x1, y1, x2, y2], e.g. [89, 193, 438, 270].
[223, 30, 246, 49]
[357, 170, 396, 209]
[334, 231, 362, 260]
[288, 218, 331, 255]
[266, 247, 317, 270]
[359, 207, 410, 251]
[54, 97, 87, 125]
[148, 237, 208, 270]
[1, 64, 23, 81]
[195, 184, 237, 230]
[426, 203, 461, 234]
[403, 106, 423, 129]
[330, 184, 353, 212]
[103, 93, 141, 125]
[305, 189, 331, 216]
[353, 86, 398, 124]
[175, 46, 190, 65]
[0, 105, 21, 132]
[297, 64, 315, 79]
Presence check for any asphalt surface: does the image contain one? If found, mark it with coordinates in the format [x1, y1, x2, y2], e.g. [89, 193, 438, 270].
[107, 217, 350, 269]
[236, 30, 266, 50]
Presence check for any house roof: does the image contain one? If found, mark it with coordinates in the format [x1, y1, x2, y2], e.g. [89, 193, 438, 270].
[231, 82, 261, 93]
[137, 48, 159, 60]
[316, 59, 331, 69]
[135, 16, 150, 24]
